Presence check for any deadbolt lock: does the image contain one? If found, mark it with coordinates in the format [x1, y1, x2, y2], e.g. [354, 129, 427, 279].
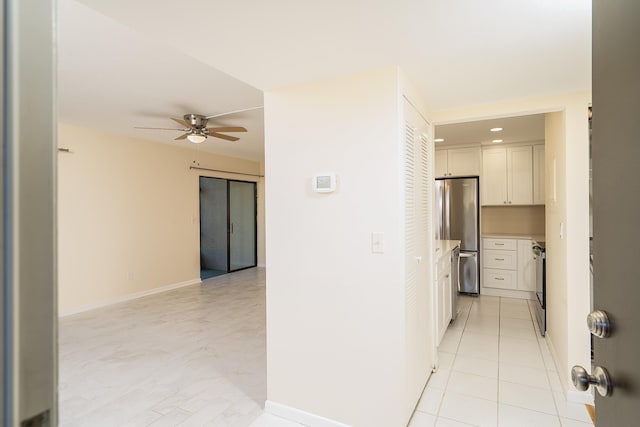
[587, 309, 612, 338]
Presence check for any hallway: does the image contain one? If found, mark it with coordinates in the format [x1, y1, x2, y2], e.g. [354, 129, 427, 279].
[408, 295, 593, 427]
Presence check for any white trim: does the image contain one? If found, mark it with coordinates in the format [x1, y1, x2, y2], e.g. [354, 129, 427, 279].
[264, 401, 352, 427]
[59, 278, 202, 317]
[567, 388, 595, 405]
[545, 331, 565, 390]
[545, 332, 594, 405]
[480, 287, 534, 300]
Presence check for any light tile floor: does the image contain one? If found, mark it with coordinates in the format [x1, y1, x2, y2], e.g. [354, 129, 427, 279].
[408, 295, 594, 427]
[60, 270, 593, 427]
[59, 268, 267, 426]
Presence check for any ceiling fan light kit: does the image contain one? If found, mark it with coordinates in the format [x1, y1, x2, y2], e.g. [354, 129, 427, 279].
[187, 134, 206, 144]
[134, 106, 263, 144]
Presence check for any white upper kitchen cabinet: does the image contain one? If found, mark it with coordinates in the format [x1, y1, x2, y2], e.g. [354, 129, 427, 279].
[481, 146, 533, 205]
[435, 149, 448, 178]
[507, 146, 533, 204]
[481, 148, 508, 205]
[435, 147, 481, 178]
[533, 145, 545, 205]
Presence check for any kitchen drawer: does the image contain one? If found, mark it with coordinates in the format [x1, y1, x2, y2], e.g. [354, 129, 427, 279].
[483, 268, 517, 290]
[483, 238, 517, 251]
[483, 249, 517, 270]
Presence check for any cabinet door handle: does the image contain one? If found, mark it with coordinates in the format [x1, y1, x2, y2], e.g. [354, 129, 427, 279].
[495, 243, 504, 246]
[495, 258, 505, 261]
[495, 277, 505, 281]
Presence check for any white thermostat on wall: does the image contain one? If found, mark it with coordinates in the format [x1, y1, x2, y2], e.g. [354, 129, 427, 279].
[312, 173, 337, 193]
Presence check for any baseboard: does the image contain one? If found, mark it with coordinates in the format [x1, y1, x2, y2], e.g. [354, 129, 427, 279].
[480, 287, 534, 300]
[545, 332, 594, 405]
[567, 388, 594, 405]
[59, 278, 202, 317]
[264, 401, 352, 427]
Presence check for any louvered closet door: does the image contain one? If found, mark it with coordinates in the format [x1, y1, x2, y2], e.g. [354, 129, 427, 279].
[403, 98, 435, 403]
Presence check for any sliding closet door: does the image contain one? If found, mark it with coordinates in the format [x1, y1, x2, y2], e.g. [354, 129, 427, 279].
[200, 177, 228, 274]
[228, 180, 257, 271]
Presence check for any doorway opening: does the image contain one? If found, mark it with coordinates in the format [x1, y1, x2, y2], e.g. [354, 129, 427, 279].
[199, 176, 257, 279]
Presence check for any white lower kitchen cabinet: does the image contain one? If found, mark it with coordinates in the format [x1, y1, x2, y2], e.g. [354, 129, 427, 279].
[435, 244, 454, 345]
[436, 254, 452, 345]
[517, 239, 536, 291]
[482, 237, 537, 298]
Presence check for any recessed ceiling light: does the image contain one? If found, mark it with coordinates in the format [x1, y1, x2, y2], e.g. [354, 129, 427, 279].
[492, 139, 503, 143]
[490, 127, 503, 132]
[434, 138, 445, 142]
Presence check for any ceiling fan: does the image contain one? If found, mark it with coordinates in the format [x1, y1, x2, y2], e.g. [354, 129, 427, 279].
[135, 106, 262, 144]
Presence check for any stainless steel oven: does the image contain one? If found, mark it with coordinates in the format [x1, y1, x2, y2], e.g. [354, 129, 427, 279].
[533, 242, 546, 336]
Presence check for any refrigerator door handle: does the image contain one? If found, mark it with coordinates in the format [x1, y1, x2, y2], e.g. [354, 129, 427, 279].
[443, 181, 451, 240]
[459, 252, 474, 258]
[456, 250, 461, 292]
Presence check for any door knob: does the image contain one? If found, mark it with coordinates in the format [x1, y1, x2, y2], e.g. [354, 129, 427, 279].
[587, 309, 612, 338]
[571, 365, 613, 397]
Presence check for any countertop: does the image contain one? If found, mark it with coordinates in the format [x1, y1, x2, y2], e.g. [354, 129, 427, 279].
[435, 240, 461, 261]
[482, 233, 545, 244]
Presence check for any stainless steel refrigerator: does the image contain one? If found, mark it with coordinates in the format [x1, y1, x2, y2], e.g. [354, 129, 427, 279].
[435, 177, 480, 294]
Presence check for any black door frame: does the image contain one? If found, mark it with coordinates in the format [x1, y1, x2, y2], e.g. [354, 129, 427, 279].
[199, 176, 258, 275]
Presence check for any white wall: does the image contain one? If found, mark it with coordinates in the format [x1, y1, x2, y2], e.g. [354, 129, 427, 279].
[558, 95, 592, 402]
[58, 123, 264, 315]
[264, 67, 415, 427]
[544, 111, 569, 390]
[431, 91, 592, 401]
[258, 162, 266, 267]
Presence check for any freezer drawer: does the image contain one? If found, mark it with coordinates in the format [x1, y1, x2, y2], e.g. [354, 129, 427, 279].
[459, 251, 479, 294]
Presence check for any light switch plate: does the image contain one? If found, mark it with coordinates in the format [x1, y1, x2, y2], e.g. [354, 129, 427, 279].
[371, 232, 384, 254]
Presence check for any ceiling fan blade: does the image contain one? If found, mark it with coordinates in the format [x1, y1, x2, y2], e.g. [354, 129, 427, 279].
[205, 106, 263, 119]
[170, 117, 190, 127]
[175, 133, 189, 140]
[134, 126, 185, 131]
[209, 132, 240, 142]
[207, 126, 247, 133]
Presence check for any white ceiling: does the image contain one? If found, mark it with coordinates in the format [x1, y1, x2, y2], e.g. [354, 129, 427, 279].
[435, 114, 545, 147]
[59, 0, 591, 161]
[58, 0, 264, 161]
